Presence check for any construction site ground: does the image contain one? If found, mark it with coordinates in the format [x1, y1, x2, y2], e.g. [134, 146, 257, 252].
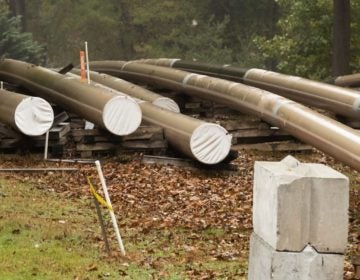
[0, 149, 358, 279]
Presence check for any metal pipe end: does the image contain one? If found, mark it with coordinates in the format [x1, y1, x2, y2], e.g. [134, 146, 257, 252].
[102, 96, 142, 136]
[15, 97, 54, 136]
[190, 123, 232, 165]
[152, 97, 180, 113]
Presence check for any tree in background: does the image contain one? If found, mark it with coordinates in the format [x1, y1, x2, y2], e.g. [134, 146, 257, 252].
[208, 0, 279, 69]
[255, 0, 333, 80]
[255, 0, 360, 80]
[126, 0, 233, 63]
[24, 0, 120, 66]
[332, 0, 350, 77]
[0, 3, 45, 64]
[20, 0, 279, 67]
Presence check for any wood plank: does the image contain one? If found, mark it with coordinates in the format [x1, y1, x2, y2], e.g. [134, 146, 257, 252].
[52, 111, 69, 127]
[0, 125, 22, 139]
[76, 142, 117, 151]
[231, 128, 290, 138]
[72, 128, 103, 137]
[72, 126, 164, 142]
[219, 120, 269, 131]
[232, 141, 312, 152]
[122, 126, 164, 141]
[35, 123, 71, 141]
[32, 137, 68, 147]
[119, 140, 168, 149]
[0, 138, 20, 148]
[52, 122, 71, 139]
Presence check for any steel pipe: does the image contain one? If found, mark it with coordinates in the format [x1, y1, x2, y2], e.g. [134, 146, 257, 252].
[0, 59, 141, 136]
[243, 69, 360, 120]
[136, 58, 360, 120]
[69, 71, 231, 164]
[0, 89, 54, 136]
[135, 58, 248, 82]
[71, 69, 180, 112]
[335, 73, 360, 87]
[89, 60, 360, 171]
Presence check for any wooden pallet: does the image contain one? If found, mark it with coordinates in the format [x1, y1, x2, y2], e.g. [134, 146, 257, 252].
[72, 125, 167, 157]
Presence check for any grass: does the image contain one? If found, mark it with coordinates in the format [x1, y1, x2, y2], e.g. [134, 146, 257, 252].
[0, 178, 248, 279]
[0, 178, 146, 280]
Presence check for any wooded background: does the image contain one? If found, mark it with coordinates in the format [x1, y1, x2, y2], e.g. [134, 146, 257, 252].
[1, 0, 359, 80]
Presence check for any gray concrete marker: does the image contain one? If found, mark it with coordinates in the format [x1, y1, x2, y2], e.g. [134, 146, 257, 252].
[253, 155, 349, 253]
[248, 233, 344, 280]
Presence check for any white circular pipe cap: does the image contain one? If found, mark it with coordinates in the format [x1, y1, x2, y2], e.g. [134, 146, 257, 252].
[14, 97, 54, 136]
[103, 96, 142, 136]
[190, 123, 232, 164]
[153, 97, 180, 113]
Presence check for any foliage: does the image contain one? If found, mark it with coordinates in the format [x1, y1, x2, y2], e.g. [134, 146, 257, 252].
[255, 0, 360, 80]
[21, 0, 279, 67]
[5, 0, 359, 78]
[128, 0, 233, 63]
[25, 0, 120, 66]
[207, 0, 279, 68]
[0, 4, 45, 64]
[350, 0, 360, 72]
[254, 0, 333, 80]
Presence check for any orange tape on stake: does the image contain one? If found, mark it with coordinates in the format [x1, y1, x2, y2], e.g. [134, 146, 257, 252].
[80, 51, 86, 81]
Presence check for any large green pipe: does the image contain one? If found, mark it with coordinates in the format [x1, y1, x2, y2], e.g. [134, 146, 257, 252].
[89, 60, 360, 171]
[0, 59, 142, 136]
[137, 59, 360, 120]
[68, 71, 231, 164]
[0, 89, 53, 136]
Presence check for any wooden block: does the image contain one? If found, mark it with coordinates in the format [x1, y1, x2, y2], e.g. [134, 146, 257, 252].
[50, 144, 64, 155]
[52, 122, 71, 139]
[232, 141, 312, 152]
[122, 126, 164, 141]
[52, 111, 69, 127]
[0, 138, 20, 148]
[72, 128, 103, 137]
[80, 151, 93, 158]
[119, 140, 168, 149]
[76, 142, 116, 152]
[0, 125, 22, 139]
[32, 137, 67, 147]
[231, 128, 290, 139]
[221, 120, 269, 131]
[35, 123, 71, 141]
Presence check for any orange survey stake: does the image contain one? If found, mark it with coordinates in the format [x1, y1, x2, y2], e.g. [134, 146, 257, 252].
[80, 51, 86, 81]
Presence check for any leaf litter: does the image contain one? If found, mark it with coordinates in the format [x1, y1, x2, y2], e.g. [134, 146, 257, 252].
[0, 149, 358, 279]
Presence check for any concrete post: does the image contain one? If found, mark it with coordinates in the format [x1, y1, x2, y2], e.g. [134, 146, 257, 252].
[248, 155, 349, 280]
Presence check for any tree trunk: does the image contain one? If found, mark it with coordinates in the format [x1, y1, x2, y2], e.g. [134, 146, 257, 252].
[332, 0, 350, 77]
[8, 0, 26, 31]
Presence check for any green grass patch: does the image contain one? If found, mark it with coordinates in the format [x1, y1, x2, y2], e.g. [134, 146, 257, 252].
[0, 178, 147, 280]
[0, 178, 248, 279]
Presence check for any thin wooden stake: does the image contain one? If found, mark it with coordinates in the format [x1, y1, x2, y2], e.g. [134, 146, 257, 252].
[92, 195, 111, 255]
[95, 160, 125, 256]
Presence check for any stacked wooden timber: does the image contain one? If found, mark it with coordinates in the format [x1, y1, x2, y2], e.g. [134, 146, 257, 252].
[0, 124, 22, 150]
[72, 125, 166, 158]
[162, 94, 312, 152]
[0, 107, 167, 157]
[33, 122, 71, 155]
